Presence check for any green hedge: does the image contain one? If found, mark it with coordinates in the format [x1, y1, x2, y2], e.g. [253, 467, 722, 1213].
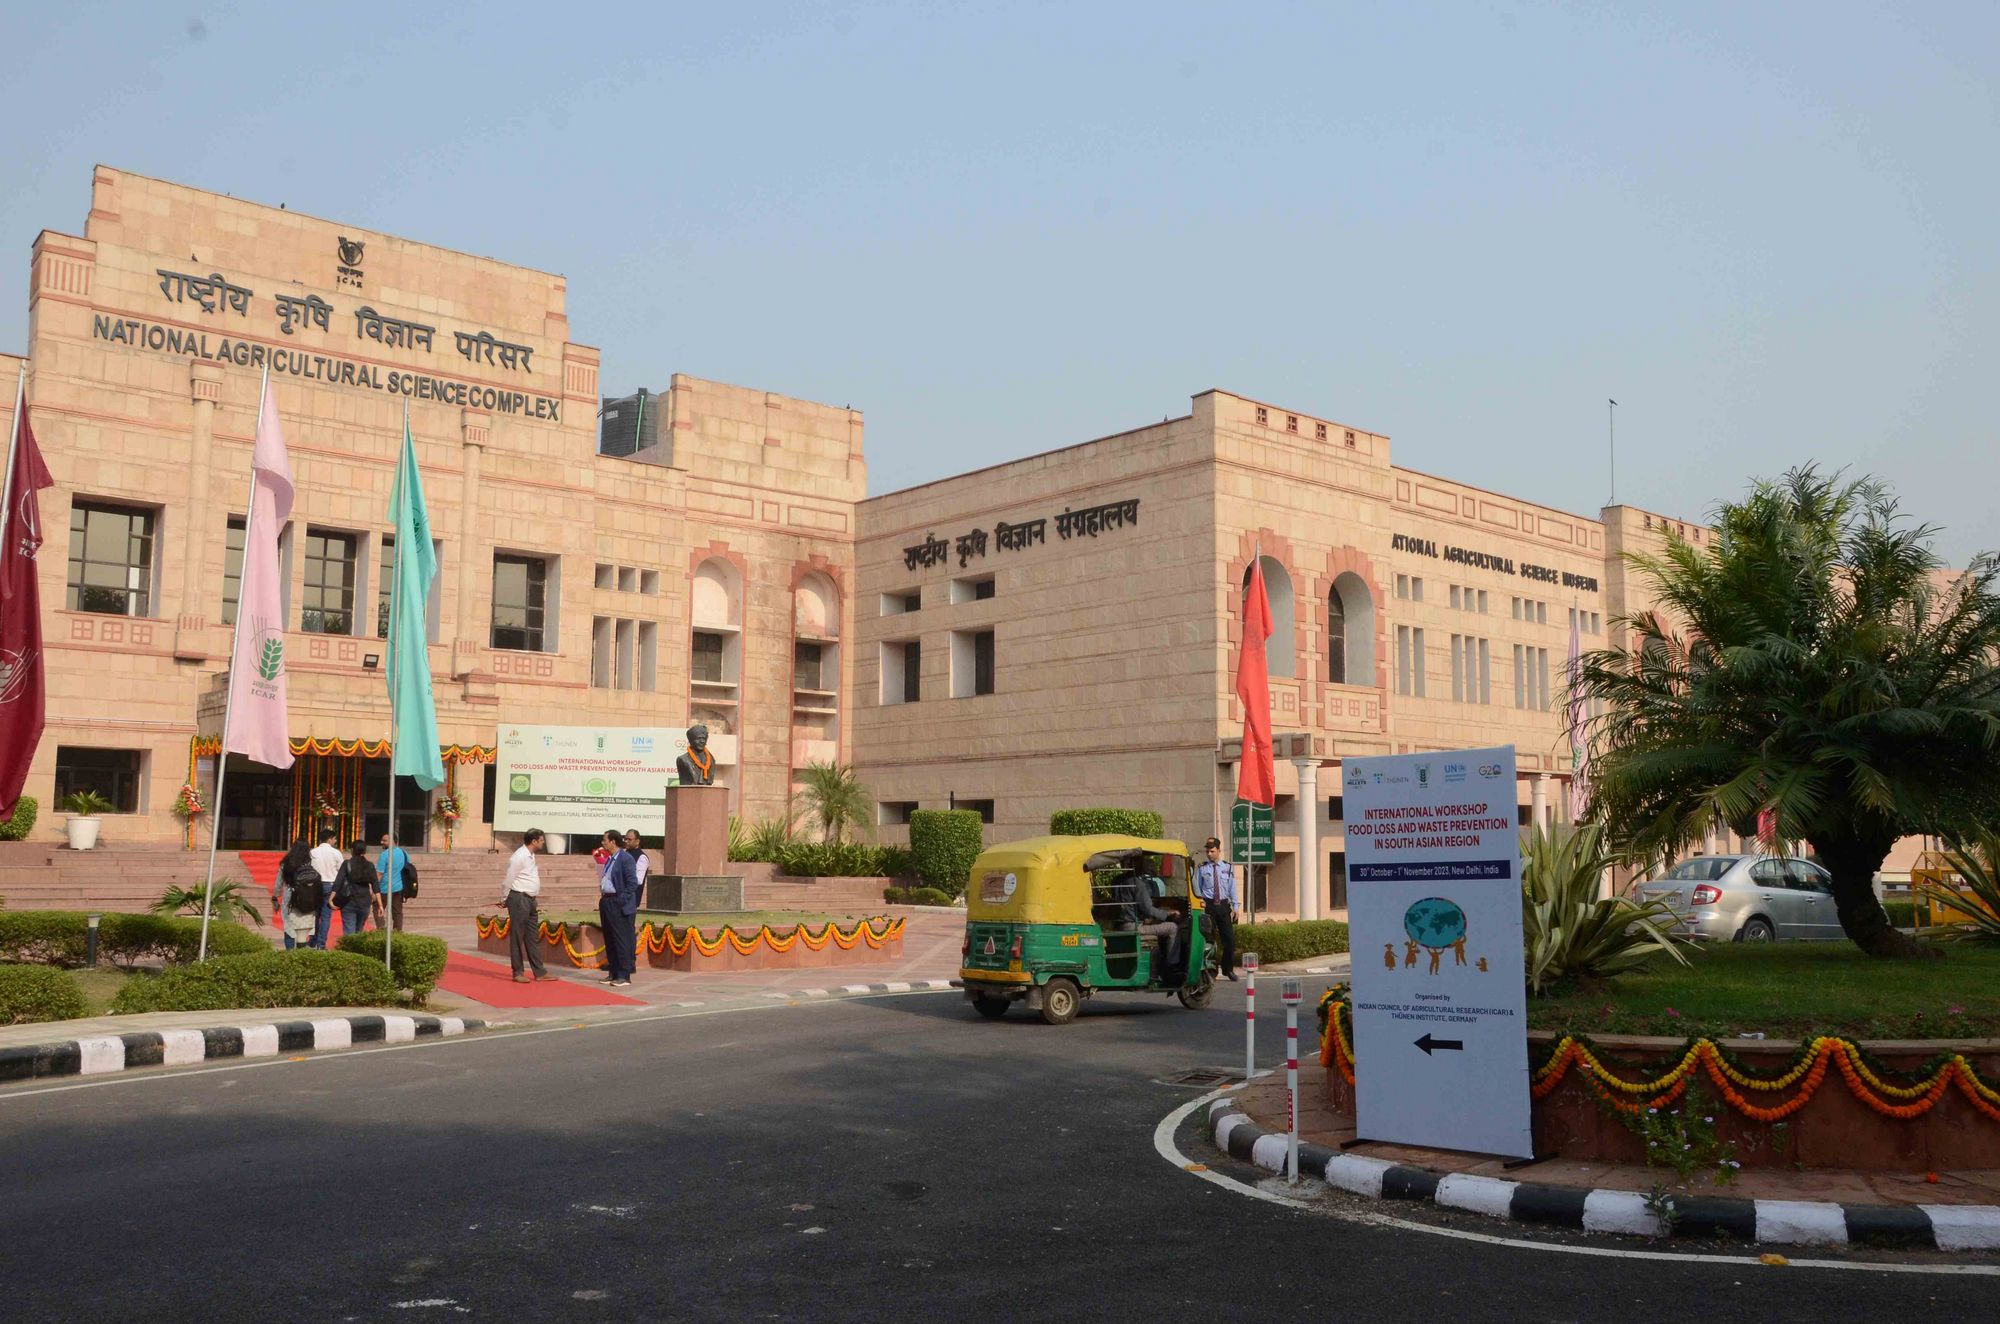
[337, 931, 448, 1005]
[1884, 900, 1918, 929]
[1235, 919, 1350, 965]
[910, 810, 982, 899]
[0, 964, 87, 1025]
[0, 910, 267, 969]
[1050, 807, 1166, 838]
[883, 886, 954, 906]
[773, 841, 891, 878]
[111, 949, 399, 1014]
[0, 796, 36, 842]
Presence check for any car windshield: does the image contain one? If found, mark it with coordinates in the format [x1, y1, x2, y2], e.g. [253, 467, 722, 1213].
[1664, 857, 1738, 881]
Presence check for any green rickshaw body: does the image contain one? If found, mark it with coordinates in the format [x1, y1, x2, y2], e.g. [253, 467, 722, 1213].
[959, 834, 1217, 1023]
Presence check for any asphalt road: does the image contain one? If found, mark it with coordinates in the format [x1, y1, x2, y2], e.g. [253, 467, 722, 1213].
[0, 984, 1989, 1322]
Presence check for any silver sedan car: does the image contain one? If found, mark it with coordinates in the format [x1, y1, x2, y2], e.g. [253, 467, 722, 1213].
[1633, 855, 1843, 943]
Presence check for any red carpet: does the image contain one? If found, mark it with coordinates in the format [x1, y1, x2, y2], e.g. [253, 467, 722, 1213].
[435, 951, 647, 1008]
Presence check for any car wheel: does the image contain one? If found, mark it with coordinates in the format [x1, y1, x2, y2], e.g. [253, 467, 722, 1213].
[1039, 977, 1080, 1026]
[1178, 970, 1216, 1009]
[971, 995, 1009, 1020]
[1739, 917, 1775, 943]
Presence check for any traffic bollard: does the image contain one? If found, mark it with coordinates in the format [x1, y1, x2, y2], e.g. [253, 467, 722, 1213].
[1242, 952, 1258, 1085]
[1281, 977, 1303, 1183]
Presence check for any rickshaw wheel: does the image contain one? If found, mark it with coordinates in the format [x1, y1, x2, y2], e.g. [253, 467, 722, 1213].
[1177, 971, 1216, 1009]
[972, 995, 1010, 1020]
[1039, 977, 1080, 1026]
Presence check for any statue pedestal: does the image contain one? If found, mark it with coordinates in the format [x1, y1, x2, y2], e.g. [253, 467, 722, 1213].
[645, 784, 740, 913]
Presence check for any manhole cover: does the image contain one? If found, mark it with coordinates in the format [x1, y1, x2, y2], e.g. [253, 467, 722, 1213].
[1165, 1067, 1238, 1087]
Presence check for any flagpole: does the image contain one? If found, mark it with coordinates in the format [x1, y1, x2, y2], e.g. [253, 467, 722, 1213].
[1607, 399, 1617, 506]
[1, 367, 24, 570]
[197, 365, 268, 961]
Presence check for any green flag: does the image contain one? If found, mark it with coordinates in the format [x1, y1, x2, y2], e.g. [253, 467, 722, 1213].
[386, 413, 445, 790]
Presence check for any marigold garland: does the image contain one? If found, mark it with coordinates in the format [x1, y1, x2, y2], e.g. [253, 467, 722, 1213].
[475, 914, 906, 970]
[1316, 997, 2000, 1127]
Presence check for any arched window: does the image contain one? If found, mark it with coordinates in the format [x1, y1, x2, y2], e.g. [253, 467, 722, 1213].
[1244, 556, 1296, 679]
[1329, 571, 1375, 686]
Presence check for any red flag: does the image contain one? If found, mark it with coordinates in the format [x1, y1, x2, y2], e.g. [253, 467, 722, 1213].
[1235, 556, 1276, 806]
[0, 390, 54, 817]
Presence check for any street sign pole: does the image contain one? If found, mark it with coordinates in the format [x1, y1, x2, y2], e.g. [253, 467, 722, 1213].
[1242, 951, 1258, 1085]
[1282, 977, 1303, 1183]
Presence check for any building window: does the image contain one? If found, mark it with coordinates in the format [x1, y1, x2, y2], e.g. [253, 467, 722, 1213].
[377, 536, 442, 643]
[1255, 406, 1268, 426]
[950, 575, 995, 603]
[878, 800, 917, 826]
[66, 500, 155, 617]
[1344, 429, 1356, 447]
[1327, 591, 1346, 684]
[1395, 625, 1425, 697]
[594, 563, 615, 590]
[592, 618, 653, 692]
[951, 629, 995, 698]
[54, 747, 143, 813]
[1450, 635, 1492, 704]
[221, 516, 246, 626]
[301, 528, 358, 635]
[1245, 557, 1297, 679]
[491, 553, 549, 652]
[640, 569, 660, 595]
[880, 639, 921, 706]
[794, 641, 827, 692]
[961, 798, 996, 824]
[481, 762, 496, 824]
[617, 566, 637, 593]
[880, 590, 921, 616]
[1327, 794, 1344, 822]
[1478, 590, 1489, 614]
[1286, 414, 1298, 433]
[691, 630, 725, 684]
[1314, 422, 1328, 441]
[1514, 645, 1551, 709]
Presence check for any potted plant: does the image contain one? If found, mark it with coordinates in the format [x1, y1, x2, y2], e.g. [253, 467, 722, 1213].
[59, 789, 115, 850]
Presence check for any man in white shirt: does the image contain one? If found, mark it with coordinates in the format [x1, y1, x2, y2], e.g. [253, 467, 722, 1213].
[310, 828, 346, 949]
[500, 828, 550, 982]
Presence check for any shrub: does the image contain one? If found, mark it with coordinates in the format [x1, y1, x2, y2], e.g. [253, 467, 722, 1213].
[731, 814, 796, 863]
[1235, 919, 1350, 965]
[1523, 824, 1688, 995]
[910, 810, 982, 899]
[153, 878, 263, 925]
[0, 795, 36, 841]
[876, 846, 914, 880]
[337, 931, 448, 1004]
[772, 840, 892, 878]
[1884, 899, 1918, 929]
[0, 964, 87, 1025]
[1050, 807, 1166, 838]
[111, 949, 399, 1014]
[909, 887, 953, 907]
[883, 886, 909, 904]
[0, 910, 268, 969]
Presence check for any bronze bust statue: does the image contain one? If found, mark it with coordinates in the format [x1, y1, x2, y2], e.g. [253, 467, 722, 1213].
[675, 723, 716, 786]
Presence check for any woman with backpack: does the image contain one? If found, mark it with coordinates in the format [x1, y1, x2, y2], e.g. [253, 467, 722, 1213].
[279, 838, 324, 950]
[332, 839, 378, 941]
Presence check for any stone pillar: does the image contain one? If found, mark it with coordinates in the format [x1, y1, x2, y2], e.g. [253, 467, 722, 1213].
[1294, 758, 1320, 921]
[173, 363, 227, 661]
[452, 410, 487, 679]
[1531, 774, 1550, 834]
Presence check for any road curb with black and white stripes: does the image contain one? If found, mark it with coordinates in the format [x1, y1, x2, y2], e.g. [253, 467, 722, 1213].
[0, 1013, 486, 1084]
[1205, 1097, 2000, 1252]
[759, 978, 959, 1001]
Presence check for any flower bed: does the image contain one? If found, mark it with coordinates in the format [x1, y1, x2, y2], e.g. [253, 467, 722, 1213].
[1319, 993, 2000, 1171]
[474, 915, 905, 972]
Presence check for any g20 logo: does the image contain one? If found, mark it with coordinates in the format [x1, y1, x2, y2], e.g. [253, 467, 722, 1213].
[1477, 763, 1504, 779]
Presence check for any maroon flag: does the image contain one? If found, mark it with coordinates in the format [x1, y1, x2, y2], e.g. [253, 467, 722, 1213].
[0, 388, 53, 817]
[1235, 556, 1276, 806]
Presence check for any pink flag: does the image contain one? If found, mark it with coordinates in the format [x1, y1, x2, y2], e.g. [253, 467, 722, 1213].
[1566, 610, 1588, 820]
[225, 377, 295, 769]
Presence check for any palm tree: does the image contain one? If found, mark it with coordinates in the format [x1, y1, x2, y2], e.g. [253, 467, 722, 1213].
[1572, 467, 2000, 958]
[793, 760, 873, 844]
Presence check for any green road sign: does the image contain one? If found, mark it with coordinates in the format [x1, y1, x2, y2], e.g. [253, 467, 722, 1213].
[1230, 799, 1275, 864]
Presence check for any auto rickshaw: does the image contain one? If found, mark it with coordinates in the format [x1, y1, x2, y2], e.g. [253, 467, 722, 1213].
[958, 834, 1218, 1024]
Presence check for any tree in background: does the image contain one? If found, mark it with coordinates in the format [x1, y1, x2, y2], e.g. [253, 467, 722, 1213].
[794, 760, 873, 844]
[1573, 467, 2000, 958]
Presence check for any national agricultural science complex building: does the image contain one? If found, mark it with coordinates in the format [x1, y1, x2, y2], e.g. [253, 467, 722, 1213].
[7, 166, 1772, 917]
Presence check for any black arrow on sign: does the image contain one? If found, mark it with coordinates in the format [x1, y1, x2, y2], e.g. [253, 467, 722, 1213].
[1415, 1033, 1464, 1055]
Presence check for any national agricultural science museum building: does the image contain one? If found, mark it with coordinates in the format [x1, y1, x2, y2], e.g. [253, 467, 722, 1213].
[6, 166, 1756, 917]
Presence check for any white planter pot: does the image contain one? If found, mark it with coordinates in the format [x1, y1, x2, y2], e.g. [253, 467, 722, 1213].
[66, 816, 101, 850]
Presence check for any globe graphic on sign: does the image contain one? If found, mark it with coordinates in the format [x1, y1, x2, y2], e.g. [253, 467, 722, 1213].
[1403, 897, 1468, 951]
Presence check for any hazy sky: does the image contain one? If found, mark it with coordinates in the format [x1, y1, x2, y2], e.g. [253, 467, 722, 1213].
[2, 3, 1992, 563]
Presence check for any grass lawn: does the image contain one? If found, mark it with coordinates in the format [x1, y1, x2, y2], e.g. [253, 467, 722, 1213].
[72, 967, 134, 1016]
[1530, 943, 2000, 1040]
[540, 909, 874, 931]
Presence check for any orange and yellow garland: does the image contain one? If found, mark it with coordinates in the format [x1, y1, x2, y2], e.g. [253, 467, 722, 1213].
[1318, 994, 2000, 1126]
[475, 915, 907, 970]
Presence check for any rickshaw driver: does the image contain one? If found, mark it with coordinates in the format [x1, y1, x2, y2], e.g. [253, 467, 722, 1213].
[1113, 855, 1181, 971]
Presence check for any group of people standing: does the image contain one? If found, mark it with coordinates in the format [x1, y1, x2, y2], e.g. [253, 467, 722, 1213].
[496, 828, 648, 986]
[274, 829, 415, 949]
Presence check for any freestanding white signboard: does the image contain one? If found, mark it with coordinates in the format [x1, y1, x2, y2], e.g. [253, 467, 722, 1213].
[1341, 745, 1532, 1158]
[495, 725, 677, 835]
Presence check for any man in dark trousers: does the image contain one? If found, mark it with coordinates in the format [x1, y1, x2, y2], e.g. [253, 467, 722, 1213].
[1194, 836, 1240, 980]
[598, 829, 643, 987]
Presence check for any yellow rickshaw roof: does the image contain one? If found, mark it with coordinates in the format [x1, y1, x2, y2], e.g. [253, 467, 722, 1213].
[972, 834, 1192, 873]
[966, 834, 1192, 925]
